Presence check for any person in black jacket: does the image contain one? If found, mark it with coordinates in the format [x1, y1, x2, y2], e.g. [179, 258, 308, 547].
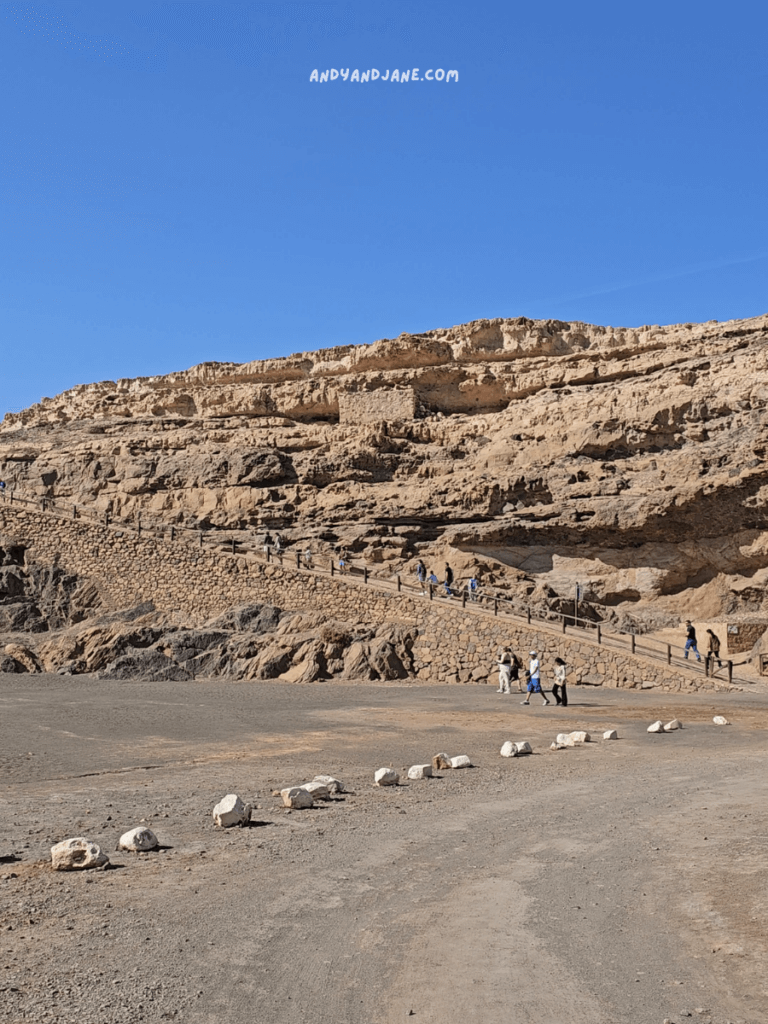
[684, 620, 701, 661]
[443, 562, 454, 597]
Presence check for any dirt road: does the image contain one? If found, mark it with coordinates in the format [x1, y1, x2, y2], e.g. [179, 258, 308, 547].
[1, 676, 767, 1023]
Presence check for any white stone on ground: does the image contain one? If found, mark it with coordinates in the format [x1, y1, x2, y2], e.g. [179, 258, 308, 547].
[556, 731, 590, 747]
[663, 719, 682, 732]
[713, 715, 730, 726]
[312, 774, 345, 793]
[407, 764, 433, 780]
[500, 741, 517, 758]
[281, 787, 314, 808]
[514, 741, 532, 755]
[603, 730, 618, 740]
[299, 781, 330, 800]
[212, 794, 252, 827]
[450, 755, 472, 769]
[374, 768, 400, 786]
[647, 720, 664, 733]
[431, 753, 452, 770]
[118, 827, 158, 852]
[51, 838, 109, 871]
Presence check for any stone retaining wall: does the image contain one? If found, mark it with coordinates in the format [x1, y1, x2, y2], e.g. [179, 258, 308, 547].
[0, 504, 723, 693]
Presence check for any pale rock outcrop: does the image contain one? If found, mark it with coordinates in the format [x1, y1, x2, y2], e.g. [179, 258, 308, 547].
[374, 768, 400, 786]
[603, 729, 619, 740]
[647, 720, 664, 733]
[431, 753, 452, 770]
[713, 715, 730, 725]
[6, 313, 768, 634]
[51, 838, 109, 871]
[212, 794, 252, 827]
[117, 827, 158, 852]
[514, 741, 532, 755]
[663, 719, 682, 731]
[500, 741, 517, 758]
[407, 764, 433, 779]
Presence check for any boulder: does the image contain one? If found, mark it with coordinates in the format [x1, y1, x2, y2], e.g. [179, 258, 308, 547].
[312, 774, 345, 794]
[663, 719, 682, 732]
[431, 753, 452, 770]
[212, 793, 252, 827]
[117, 827, 158, 852]
[281, 787, 314, 809]
[450, 755, 471, 769]
[557, 731, 590, 747]
[4, 643, 41, 673]
[514, 741, 532, 755]
[51, 838, 109, 871]
[500, 741, 517, 758]
[407, 764, 433, 780]
[647, 720, 664, 733]
[713, 715, 730, 726]
[603, 729, 618, 740]
[374, 768, 400, 786]
[299, 781, 330, 800]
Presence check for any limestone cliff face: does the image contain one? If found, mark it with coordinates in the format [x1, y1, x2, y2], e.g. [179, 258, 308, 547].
[3, 312, 768, 626]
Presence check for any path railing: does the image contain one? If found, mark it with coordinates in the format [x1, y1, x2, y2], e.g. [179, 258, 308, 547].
[0, 486, 754, 687]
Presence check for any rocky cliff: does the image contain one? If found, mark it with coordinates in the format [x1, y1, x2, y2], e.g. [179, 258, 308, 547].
[3, 312, 768, 628]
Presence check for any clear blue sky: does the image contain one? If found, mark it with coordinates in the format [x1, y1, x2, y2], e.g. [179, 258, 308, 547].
[1, 0, 767, 416]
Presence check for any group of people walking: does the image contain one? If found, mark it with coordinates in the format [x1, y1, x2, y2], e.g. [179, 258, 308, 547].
[495, 648, 569, 706]
[415, 560, 478, 600]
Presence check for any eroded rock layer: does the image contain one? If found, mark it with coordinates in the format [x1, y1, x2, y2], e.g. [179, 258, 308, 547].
[3, 313, 768, 627]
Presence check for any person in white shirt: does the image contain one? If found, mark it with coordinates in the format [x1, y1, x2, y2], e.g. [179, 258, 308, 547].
[521, 650, 550, 706]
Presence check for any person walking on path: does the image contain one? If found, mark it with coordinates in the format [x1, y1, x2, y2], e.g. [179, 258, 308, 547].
[443, 562, 454, 598]
[552, 657, 568, 706]
[521, 651, 550, 706]
[427, 569, 438, 591]
[509, 651, 523, 692]
[684, 620, 701, 661]
[706, 628, 723, 669]
[496, 647, 513, 694]
[467, 575, 478, 602]
[416, 560, 427, 593]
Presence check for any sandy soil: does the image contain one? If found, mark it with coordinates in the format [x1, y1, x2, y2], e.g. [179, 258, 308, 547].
[1, 675, 768, 1024]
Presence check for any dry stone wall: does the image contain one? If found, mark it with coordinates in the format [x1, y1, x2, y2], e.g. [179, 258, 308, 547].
[0, 504, 723, 693]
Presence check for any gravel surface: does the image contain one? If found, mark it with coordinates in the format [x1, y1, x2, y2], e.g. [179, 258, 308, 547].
[1, 675, 767, 1023]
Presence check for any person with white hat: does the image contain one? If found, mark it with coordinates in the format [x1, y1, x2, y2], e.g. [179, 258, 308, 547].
[521, 650, 550, 706]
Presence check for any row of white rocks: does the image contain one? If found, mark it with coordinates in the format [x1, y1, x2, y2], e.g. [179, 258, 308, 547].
[50, 715, 734, 868]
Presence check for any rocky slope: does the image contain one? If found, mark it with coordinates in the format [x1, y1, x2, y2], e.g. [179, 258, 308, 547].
[3, 312, 768, 629]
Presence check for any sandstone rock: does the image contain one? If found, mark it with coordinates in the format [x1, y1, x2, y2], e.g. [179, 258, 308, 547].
[51, 838, 109, 871]
[712, 715, 730, 725]
[500, 741, 517, 758]
[312, 774, 345, 793]
[431, 753, 452, 770]
[603, 729, 618, 740]
[4, 643, 41, 673]
[515, 741, 532, 755]
[117, 827, 158, 852]
[450, 755, 471, 768]
[374, 768, 399, 786]
[407, 764, 433, 780]
[647, 720, 664, 733]
[212, 793, 252, 827]
[281, 787, 314, 809]
[664, 719, 682, 732]
[299, 781, 330, 800]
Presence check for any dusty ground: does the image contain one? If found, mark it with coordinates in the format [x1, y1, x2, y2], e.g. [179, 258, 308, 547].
[1, 675, 768, 1024]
